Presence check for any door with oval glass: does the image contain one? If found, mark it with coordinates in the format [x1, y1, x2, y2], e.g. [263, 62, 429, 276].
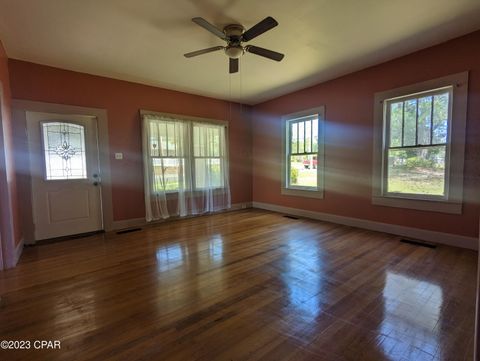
[26, 111, 103, 241]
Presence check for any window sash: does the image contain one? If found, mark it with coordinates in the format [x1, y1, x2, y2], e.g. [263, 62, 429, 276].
[150, 156, 188, 193]
[382, 87, 453, 200]
[286, 117, 320, 190]
[193, 156, 225, 189]
[385, 87, 451, 149]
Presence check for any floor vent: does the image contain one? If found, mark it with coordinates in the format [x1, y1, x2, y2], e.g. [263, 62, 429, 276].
[400, 238, 437, 249]
[116, 228, 142, 235]
[283, 215, 299, 220]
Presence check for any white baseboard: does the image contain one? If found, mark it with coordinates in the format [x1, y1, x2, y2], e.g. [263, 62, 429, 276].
[230, 202, 253, 211]
[111, 202, 253, 231]
[14, 238, 24, 265]
[252, 201, 478, 251]
[111, 217, 146, 231]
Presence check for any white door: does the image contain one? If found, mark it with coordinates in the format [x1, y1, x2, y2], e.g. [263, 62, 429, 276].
[26, 111, 103, 240]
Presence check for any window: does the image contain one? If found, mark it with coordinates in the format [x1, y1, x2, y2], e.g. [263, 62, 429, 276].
[142, 111, 230, 221]
[41, 122, 87, 180]
[193, 123, 224, 189]
[282, 107, 325, 198]
[148, 119, 188, 192]
[145, 117, 227, 192]
[373, 72, 468, 214]
[386, 89, 450, 197]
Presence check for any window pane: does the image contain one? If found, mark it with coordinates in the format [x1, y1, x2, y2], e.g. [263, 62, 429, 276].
[432, 92, 449, 144]
[42, 122, 87, 180]
[289, 155, 317, 188]
[194, 123, 222, 157]
[150, 120, 187, 157]
[167, 123, 176, 156]
[193, 125, 202, 156]
[298, 122, 305, 153]
[149, 122, 159, 156]
[387, 146, 446, 196]
[212, 128, 220, 157]
[159, 122, 168, 157]
[195, 158, 222, 189]
[403, 99, 417, 146]
[152, 158, 185, 192]
[389, 102, 403, 147]
[417, 96, 432, 145]
[290, 122, 298, 154]
[305, 120, 311, 153]
[312, 118, 318, 152]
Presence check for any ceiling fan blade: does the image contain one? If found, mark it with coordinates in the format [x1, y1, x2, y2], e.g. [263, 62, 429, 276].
[246, 45, 284, 62]
[242, 16, 278, 42]
[184, 46, 224, 58]
[229, 58, 239, 74]
[192, 17, 227, 40]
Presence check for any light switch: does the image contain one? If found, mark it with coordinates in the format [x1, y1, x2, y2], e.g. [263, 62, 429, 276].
[115, 153, 123, 160]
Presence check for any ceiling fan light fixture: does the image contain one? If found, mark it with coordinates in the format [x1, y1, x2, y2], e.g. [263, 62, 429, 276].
[185, 16, 284, 73]
[224, 45, 244, 59]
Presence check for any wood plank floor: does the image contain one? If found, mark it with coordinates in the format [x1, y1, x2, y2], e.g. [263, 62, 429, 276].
[0, 209, 477, 361]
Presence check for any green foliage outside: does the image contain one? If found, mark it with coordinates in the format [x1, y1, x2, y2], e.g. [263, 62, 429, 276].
[290, 167, 298, 184]
[388, 147, 445, 195]
[153, 162, 222, 192]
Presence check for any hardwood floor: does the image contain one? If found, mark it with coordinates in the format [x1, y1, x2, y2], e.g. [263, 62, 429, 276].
[0, 209, 476, 360]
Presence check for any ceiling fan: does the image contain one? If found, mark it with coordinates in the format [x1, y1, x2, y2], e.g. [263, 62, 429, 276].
[184, 16, 284, 74]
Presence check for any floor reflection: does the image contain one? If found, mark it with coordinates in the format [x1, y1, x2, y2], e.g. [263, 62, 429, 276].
[155, 243, 186, 272]
[380, 272, 443, 359]
[208, 237, 223, 263]
[281, 237, 325, 320]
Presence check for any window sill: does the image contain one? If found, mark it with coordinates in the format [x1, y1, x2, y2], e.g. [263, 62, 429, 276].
[372, 196, 462, 214]
[281, 187, 324, 199]
[157, 188, 229, 197]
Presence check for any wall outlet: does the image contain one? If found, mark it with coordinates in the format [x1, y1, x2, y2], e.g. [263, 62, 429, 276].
[115, 153, 123, 160]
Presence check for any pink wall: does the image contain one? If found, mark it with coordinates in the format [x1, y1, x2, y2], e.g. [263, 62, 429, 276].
[252, 30, 480, 238]
[6, 30, 480, 240]
[8, 61, 252, 222]
[0, 40, 20, 267]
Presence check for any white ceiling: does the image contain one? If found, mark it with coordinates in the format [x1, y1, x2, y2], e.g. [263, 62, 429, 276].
[0, 0, 479, 105]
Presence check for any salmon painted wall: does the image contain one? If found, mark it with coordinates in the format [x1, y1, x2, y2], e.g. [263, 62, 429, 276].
[0, 40, 20, 256]
[8, 60, 252, 221]
[252, 30, 480, 238]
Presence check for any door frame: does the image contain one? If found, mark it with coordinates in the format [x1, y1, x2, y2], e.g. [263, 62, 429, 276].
[12, 100, 113, 243]
[0, 84, 17, 267]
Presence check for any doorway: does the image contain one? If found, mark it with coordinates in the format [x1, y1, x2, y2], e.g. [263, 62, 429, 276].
[26, 111, 103, 240]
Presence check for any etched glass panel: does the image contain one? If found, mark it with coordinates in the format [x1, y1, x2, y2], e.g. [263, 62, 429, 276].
[42, 122, 87, 180]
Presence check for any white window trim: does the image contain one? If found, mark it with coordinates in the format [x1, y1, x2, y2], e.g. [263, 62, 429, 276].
[372, 72, 468, 214]
[281, 106, 325, 199]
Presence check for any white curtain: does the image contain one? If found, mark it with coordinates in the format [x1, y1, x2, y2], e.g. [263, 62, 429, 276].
[0, 233, 4, 270]
[142, 113, 231, 221]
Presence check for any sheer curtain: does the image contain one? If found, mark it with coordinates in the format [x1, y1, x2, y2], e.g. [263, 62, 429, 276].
[0, 234, 4, 270]
[142, 113, 231, 221]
